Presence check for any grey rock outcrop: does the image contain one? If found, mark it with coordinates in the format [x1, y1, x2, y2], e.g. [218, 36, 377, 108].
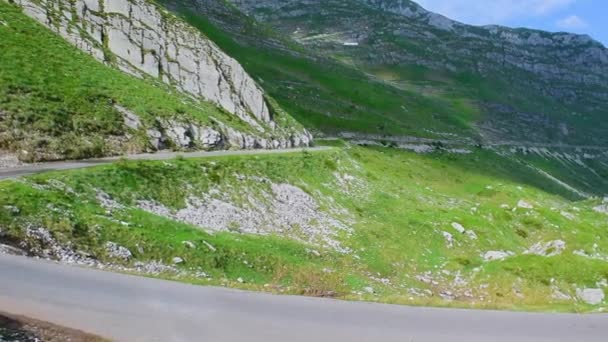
[137, 180, 353, 253]
[104, 241, 133, 261]
[482, 251, 514, 262]
[13, 0, 312, 151]
[577, 288, 605, 305]
[526, 240, 566, 257]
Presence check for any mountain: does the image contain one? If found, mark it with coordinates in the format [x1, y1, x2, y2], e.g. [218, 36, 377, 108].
[2, 0, 608, 314]
[156, 0, 608, 197]
[0, 0, 311, 162]
[227, 0, 608, 147]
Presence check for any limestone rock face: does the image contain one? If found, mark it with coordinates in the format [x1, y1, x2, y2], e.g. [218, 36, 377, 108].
[13, 0, 312, 150]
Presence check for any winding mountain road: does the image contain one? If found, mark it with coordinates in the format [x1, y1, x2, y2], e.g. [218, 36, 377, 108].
[0, 147, 331, 180]
[0, 254, 607, 342]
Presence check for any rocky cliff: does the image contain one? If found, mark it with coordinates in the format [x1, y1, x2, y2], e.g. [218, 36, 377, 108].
[10, 0, 312, 153]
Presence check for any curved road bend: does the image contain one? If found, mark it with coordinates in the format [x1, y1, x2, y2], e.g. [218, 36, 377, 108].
[0, 254, 606, 342]
[0, 147, 332, 180]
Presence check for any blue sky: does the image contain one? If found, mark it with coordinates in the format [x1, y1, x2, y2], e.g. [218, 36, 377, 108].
[414, 0, 607, 46]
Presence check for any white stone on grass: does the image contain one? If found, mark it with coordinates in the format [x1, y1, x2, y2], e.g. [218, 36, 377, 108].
[182, 241, 196, 249]
[451, 222, 466, 234]
[482, 251, 514, 261]
[442, 231, 454, 248]
[517, 200, 534, 209]
[104, 242, 133, 261]
[577, 288, 605, 305]
[526, 240, 566, 257]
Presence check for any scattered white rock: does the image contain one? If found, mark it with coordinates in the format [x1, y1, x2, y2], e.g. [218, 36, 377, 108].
[363, 286, 375, 294]
[115, 104, 141, 130]
[594, 203, 608, 215]
[202, 241, 217, 252]
[551, 286, 572, 301]
[138, 182, 353, 253]
[22, 226, 98, 266]
[465, 230, 478, 240]
[104, 242, 133, 261]
[560, 211, 576, 220]
[577, 288, 605, 305]
[526, 240, 566, 257]
[517, 200, 534, 209]
[172, 257, 184, 264]
[573, 244, 608, 261]
[306, 248, 321, 257]
[96, 191, 124, 212]
[442, 231, 454, 248]
[451, 222, 466, 234]
[2, 205, 20, 215]
[482, 251, 514, 261]
[500, 204, 510, 209]
[439, 291, 455, 300]
[237, 277, 244, 283]
[182, 241, 196, 249]
[133, 261, 178, 275]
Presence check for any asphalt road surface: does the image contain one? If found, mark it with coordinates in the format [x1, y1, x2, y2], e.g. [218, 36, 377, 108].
[0, 254, 606, 342]
[0, 147, 331, 180]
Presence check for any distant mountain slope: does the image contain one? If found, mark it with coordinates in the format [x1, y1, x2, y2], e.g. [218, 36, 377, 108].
[161, 0, 482, 143]
[227, 0, 608, 147]
[0, 0, 310, 162]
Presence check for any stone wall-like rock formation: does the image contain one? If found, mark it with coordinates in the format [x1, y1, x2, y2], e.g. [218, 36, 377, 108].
[12, 0, 312, 150]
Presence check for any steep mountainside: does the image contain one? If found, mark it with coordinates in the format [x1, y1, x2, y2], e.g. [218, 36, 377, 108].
[162, 0, 483, 140]
[2, 0, 608, 314]
[156, 0, 608, 197]
[0, 0, 311, 162]
[228, 0, 608, 147]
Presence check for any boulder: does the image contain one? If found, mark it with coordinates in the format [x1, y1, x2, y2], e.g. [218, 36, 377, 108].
[577, 288, 605, 305]
[482, 251, 514, 261]
[451, 222, 466, 234]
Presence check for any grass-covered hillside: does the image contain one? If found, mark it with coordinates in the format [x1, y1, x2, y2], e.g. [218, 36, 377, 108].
[162, 0, 479, 141]
[2, 144, 607, 312]
[0, 2, 236, 161]
[224, 0, 608, 147]
[0, 1, 308, 163]
[162, 0, 608, 148]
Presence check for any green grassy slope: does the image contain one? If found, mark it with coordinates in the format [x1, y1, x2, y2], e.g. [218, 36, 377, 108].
[222, 0, 608, 147]
[0, 2, 256, 161]
[2, 144, 607, 311]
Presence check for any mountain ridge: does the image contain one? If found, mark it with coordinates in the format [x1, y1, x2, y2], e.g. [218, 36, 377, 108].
[368, 0, 605, 47]
[223, 0, 608, 147]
